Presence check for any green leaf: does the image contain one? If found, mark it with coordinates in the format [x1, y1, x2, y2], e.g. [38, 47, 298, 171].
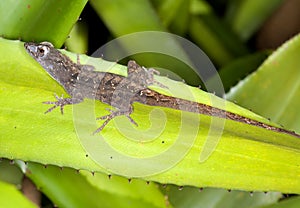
[226, 34, 300, 132]
[0, 180, 37, 208]
[262, 196, 300, 208]
[0, 0, 87, 47]
[0, 159, 23, 185]
[188, 14, 248, 66]
[225, 34, 300, 206]
[89, 0, 202, 86]
[64, 22, 89, 54]
[157, 0, 190, 35]
[25, 162, 166, 208]
[2, 38, 300, 193]
[188, 16, 232, 65]
[207, 51, 270, 93]
[89, 0, 163, 35]
[188, 0, 249, 66]
[225, 0, 283, 40]
[163, 186, 281, 208]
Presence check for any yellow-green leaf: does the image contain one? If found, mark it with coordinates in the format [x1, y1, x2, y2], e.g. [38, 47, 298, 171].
[1, 38, 300, 193]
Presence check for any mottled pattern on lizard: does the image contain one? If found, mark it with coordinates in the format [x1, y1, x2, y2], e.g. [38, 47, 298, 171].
[24, 42, 300, 138]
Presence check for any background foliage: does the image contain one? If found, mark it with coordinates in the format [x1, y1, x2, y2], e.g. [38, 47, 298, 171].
[0, 0, 300, 207]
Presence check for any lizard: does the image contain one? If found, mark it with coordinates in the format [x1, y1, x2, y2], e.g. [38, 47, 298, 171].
[24, 41, 300, 137]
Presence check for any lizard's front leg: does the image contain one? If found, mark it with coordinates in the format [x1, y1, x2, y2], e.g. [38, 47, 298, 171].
[43, 94, 83, 114]
[127, 60, 168, 89]
[94, 105, 137, 134]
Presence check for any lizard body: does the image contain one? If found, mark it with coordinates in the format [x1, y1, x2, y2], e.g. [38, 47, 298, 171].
[24, 42, 300, 137]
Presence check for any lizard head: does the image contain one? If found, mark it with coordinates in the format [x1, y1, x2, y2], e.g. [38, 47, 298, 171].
[24, 42, 80, 91]
[24, 41, 54, 60]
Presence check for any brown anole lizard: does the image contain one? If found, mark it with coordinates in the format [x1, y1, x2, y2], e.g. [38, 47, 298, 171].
[24, 42, 300, 137]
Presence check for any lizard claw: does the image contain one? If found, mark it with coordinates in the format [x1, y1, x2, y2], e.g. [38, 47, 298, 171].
[148, 68, 168, 89]
[148, 67, 160, 75]
[96, 108, 114, 120]
[43, 94, 66, 114]
[125, 115, 138, 126]
[43, 94, 83, 115]
[94, 108, 138, 134]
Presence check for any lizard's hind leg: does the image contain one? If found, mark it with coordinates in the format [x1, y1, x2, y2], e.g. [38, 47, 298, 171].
[43, 94, 83, 114]
[94, 106, 137, 134]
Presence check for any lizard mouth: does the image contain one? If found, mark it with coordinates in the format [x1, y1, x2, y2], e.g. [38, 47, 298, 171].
[24, 42, 39, 57]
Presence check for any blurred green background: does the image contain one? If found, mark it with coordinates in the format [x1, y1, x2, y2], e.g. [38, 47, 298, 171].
[1, 0, 300, 207]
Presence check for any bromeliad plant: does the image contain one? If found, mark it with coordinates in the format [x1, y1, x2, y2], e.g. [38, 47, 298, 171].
[0, 0, 300, 207]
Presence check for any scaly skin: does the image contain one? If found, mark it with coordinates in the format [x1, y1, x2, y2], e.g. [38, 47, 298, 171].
[24, 42, 300, 137]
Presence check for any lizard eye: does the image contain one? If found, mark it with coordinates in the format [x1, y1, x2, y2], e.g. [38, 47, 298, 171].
[37, 45, 49, 57]
[38, 47, 45, 54]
